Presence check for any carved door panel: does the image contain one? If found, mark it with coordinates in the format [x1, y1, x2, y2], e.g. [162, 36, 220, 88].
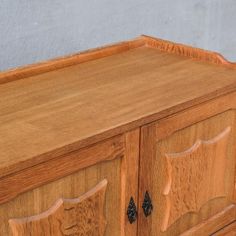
[1, 129, 139, 236]
[9, 180, 108, 236]
[138, 110, 236, 236]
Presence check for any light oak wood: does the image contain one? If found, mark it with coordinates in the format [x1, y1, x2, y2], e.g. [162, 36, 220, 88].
[0, 37, 145, 84]
[9, 179, 108, 236]
[181, 205, 236, 236]
[139, 109, 236, 236]
[163, 127, 231, 231]
[0, 129, 139, 236]
[1, 37, 236, 178]
[212, 221, 236, 236]
[1, 36, 236, 235]
[0, 135, 124, 204]
[0, 156, 121, 235]
[121, 129, 140, 236]
[143, 35, 236, 68]
[1, 35, 235, 85]
[155, 91, 236, 141]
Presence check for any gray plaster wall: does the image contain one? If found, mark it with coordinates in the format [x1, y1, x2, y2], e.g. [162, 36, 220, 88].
[0, 0, 236, 71]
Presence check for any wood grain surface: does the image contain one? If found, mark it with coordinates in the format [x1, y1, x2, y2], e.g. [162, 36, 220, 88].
[9, 179, 108, 236]
[1, 36, 236, 235]
[0, 134, 124, 204]
[0, 129, 140, 236]
[121, 129, 140, 236]
[0, 157, 121, 235]
[163, 127, 231, 231]
[138, 109, 236, 236]
[212, 221, 236, 236]
[143, 35, 236, 68]
[1, 36, 236, 178]
[1, 35, 235, 84]
[181, 205, 236, 236]
[0, 37, 145, 84]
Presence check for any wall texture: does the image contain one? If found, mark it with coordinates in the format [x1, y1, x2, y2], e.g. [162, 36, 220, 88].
[0, 0, 236, 71]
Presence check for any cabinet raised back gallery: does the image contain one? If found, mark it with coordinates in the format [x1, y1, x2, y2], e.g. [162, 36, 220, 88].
[1, 35, 236, 235]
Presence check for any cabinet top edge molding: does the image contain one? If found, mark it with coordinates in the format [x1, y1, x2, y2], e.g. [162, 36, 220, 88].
[1, 35, 236, 179]
[0, 35, 236, 84]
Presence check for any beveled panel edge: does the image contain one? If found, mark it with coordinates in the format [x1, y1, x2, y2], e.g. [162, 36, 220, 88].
[162, 127, 231, 231]
[180, 204, 236, 236]
[0, 134, 125, 205]
[165, 126, 231, 159]
[212, 220, 236, 235]
[9, 179, 108, 236]
[142, 35, 236, 68]
[155, 92, 236, 142]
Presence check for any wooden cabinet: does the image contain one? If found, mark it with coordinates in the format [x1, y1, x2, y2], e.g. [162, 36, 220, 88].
[0, 131, 139, 236]
[1, 35, 236, 235]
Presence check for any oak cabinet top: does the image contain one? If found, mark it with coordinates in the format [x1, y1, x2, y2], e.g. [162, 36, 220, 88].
[0, 35, 236, 177]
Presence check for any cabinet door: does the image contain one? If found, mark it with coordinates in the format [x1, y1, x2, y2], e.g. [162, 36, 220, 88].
[0, 129, 139, 236]
[138, 109, 236, 236]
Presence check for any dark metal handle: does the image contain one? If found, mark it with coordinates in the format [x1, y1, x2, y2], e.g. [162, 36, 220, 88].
[127, 197, 137, 224]
[142, 191, 153, 217]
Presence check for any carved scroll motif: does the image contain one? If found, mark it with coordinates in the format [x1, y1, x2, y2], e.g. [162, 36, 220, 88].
[143, 35, 236, 68]
[9, 179, 108, 236]
[162, 127, 231, 231]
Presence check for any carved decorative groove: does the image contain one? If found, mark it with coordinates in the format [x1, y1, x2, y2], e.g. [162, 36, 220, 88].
[9, 179, 108, 236]
[142, 35, 236, 68]
[162, 127, 231, 232]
